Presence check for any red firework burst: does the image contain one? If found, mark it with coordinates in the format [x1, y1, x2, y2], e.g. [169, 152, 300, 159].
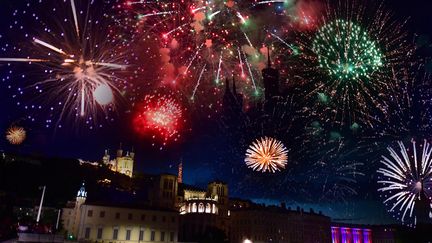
[133, 93, 184, 146]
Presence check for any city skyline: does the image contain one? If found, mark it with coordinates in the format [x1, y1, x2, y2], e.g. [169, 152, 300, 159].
[1, 0, 432, 236]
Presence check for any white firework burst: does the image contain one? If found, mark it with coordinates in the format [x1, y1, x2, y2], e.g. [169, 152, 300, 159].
[377, 139, 432, 226]
[245, 136, 288, 173]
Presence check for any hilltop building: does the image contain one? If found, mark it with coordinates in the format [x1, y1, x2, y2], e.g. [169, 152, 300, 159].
[102, 144, 134, 178]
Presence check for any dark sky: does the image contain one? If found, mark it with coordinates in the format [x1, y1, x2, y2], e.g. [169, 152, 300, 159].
[1, 0, 432, 224]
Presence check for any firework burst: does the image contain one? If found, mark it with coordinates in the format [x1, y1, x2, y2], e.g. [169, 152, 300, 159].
[288, 0, 413, 128]
[6, 126, 26, 145]
[245, 136, 288, 173]
[132, 92, 186, 148]
[0, 0, 129, 128]
[377, 140, 432, 226]
[118, 0, 292, 105]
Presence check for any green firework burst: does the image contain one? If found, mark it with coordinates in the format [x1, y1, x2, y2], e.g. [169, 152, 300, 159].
[313, 19, 384, 81]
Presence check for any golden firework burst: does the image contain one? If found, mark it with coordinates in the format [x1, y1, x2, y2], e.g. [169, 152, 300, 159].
[6, 126, 26, 145]
[245, 137, 288, 173]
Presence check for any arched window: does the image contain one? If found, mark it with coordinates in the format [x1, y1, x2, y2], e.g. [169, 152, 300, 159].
[205, 203, 211, 213]
[198, 203, 205, 213]
[192, 203, 197, 213]
[212, 204, 217, 214]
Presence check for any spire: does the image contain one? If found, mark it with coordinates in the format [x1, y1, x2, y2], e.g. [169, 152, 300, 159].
[225, 78, 230, 93]
[117, 143, 123, 157]
[267, 45, 271, 68]
[77, 182, 87, 198]
[232, 75, 237, 94]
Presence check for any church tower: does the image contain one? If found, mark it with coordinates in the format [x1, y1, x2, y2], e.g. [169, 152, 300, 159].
[178, 160, 183, 184]
[262, 46, 280, 101]
[102, 149, 110, 165]
[69, 182, 87, 239]
[115, 144, 134, 178]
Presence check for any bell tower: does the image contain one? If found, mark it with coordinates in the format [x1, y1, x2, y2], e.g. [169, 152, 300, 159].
[262, 46, 279, 101]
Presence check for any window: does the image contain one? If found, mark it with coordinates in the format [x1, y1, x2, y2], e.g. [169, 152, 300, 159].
[100, 211, 105, 218]
[151, 231, 155, 241]
[84, 227, 91, 239]
[115, 212, 120, 219]
[161, 232, 165, 242]
[162, 216, 166, 222]
[171, 216, 175, 223]
[113, 228, 119, 240]
[152, 215, 157, 222]
[128, 213, 133, 220]
[87, 210, 93, 217]
[126, 229, 131, 241]
[170, 232, 175, 242]
[163, 179, 168, 189]
[141, 214, 146, 221]
[139, 230, 145, 241]
[97, 228, 103, 239]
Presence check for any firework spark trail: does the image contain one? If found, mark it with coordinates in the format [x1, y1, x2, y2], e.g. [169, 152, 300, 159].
[138, 11, 177, 19]
[70, 0, 80, 37]
[237, 48, 245, 78]
[192, 64, 207, 100]
[255, 0, 287, 5]
[243, 51, 258, 94]
[269, 32, 297, 53]
[0, 58, 47, 62]
[34, 39, 68, 56]
[216, 52, 223, 84]
[163, 23, 188, 38]
[183, 44, 204, 75]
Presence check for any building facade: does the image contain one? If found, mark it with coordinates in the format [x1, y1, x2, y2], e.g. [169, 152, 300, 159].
[62, 184, 178, 243]
[230, 206, 331, 243]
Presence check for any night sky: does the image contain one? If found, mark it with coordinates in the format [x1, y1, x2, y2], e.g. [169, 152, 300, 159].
[1, 0, 432, 225]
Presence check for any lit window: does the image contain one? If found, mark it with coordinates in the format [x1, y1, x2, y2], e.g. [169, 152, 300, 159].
[126, 229, 131, 241]
[113, 229, 118, 240]
[97, 228, 103, 239]
[84, 227, 90, 239]
[139, 229, 145, 241]
[161, 232, 165, 241]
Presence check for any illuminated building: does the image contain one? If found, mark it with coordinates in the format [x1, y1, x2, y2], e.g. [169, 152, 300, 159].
[102, 144, 134, 178]
[177, 181, 230, 242]
[331, 226, 372, 243]
[230, 205, 331, 243]
[62, 183, 179, 242]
